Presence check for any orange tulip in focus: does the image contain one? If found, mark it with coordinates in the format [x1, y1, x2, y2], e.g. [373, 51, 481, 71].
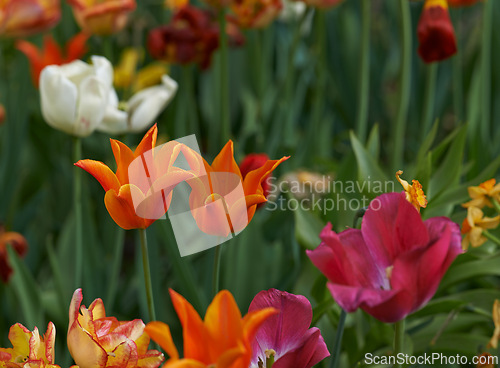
[145, 289, 277, 368]
[16, 32, 88, 88]
[0, 227, 28, 283]
[231, 0, 282, 28]
[67, 0, 136, 36]
[187, 141, 288, 236]
[68, 289, 164, 368]
[417, 0, 457, 63]
[0, 0, 61, 38]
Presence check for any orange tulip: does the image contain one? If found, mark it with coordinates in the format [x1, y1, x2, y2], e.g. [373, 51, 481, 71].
[0, 0, 61, 38]
[67, 0, 136, 36]
[187, 141, 288, 236]
[16, 32, 88, 88]
[145, 289, 277, 368]
[231, 0, 282, 28]
[67, 289, 164, 368]
[0, 227, 28, 283]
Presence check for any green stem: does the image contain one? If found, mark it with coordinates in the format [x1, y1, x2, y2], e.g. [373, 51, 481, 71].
[391, 0, 412, 171]
[106, 227, 125, 310]
[212, 244, 222, 296]
[356, 0, 371, 143]
[218, 8, 230, 145]
[480, 0, 492, 143]
[330, 309, 347, 368]
[421, 63, 438, 137]
[394, 319, 406, 368]
[492, 198, 500, 215]
[139, 228, 157, 321]
[483, 230, 500, 247]
[451, 9, 464, 124]
[73, 137, 83, 289]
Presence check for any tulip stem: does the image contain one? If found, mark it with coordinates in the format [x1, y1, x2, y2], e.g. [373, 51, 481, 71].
[212, 244, 222, 296]
[451, 9, 464, 123]
[391, 0, 412, 171]
[73, 137, 83, 289]
[218, 7, 230, 145]
[139, 228, 157, 322]
[393, 319, 405, 368]
[356, 0, 371, 143]
[492, 199, 500, 215]
[480, 0, 492, 144]
[421, 63, 438, 138]
[483, 230, 500, 247]
[330, 308, 347, 368]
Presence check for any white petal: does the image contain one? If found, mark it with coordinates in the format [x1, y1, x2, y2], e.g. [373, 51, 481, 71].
[59, 60, 94, 86]
[39, 65, 78, 135]
[74, 76, 109, 137]
[91, 55, 113, 88]
[98, 106, 129, 135]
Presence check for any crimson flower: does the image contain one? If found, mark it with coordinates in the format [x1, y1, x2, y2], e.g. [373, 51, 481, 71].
[0, 228, 28, 283]
[307, 192, 462, 323]
[417, 0, 457, 63]
[248, 289, 329, 368]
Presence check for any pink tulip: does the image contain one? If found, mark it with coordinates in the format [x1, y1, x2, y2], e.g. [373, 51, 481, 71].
[248, 289, 330, 368]
[307, 192, 462, 323]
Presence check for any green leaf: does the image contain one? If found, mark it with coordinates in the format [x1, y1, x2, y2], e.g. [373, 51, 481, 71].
[350, 130, 387, 185]
[294, 205, 324, 250]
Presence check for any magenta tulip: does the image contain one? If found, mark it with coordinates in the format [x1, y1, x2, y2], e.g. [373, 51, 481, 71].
[307, 192, 462, 323]
[248, 288, 330, 368]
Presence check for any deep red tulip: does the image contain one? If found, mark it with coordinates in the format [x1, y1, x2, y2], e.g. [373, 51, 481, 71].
[240, 153, 271, 199]
[307, 192, 462, 323]
[0, 228, 28, 283]
[417, 0, 457, 63]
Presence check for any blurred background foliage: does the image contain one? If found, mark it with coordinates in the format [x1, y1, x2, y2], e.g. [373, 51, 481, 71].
[1, 0, 500, 367]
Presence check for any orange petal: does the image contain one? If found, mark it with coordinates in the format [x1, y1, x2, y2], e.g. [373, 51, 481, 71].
[145, 321, 179, 361]
[88, 298, 106, 320]
[42, 34, 64, 65]
[242, 307, 279, 345]
[242, 156, 289, 197]
[66, 32, 89, 61]
[135, 124, 158, 157]
[211, 141, 242, 180]
[75, 159, 121, 192]
[136, 349, 165, 368]
[204, 290, 243, 357]
[69, 289, 83, 331]
[111, 139, 136, 185]
[169, 289, 210, 363]
[104, 185, 152, 230]
[67, 317, 108, 368]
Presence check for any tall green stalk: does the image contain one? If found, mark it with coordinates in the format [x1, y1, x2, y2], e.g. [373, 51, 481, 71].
[73, 137, 83, 289]
[139, 228, 157, 322]
[480, 0, 492, 143]
[391, 0, 412, 171]
[422, 63, 438, 137]
[219, 8, 230, 145]
[356, 0, 371, 143]
[330, 309, 347, 368]
[212, 244, 222, 296]
[451, 9, 464, 124]
[394, 319, 406, 368]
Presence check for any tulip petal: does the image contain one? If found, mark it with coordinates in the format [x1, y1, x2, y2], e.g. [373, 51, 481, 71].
[242, 156, 289, 197]
[110, 139, 136, 186]
[115, 320, 145, 342]
[40, 65, 78, 135]
[273, 329, 329, 368]
[69, 289, 83, 331]
[108, 339, 138, 368]
[104, 184, 152, 230]
[137, 350, 165, 368]
[66, 32, 89, 62]
[145, 321, 179, 361]
[211, 141, 242, 180]
[135, 124, 158, 157]
[68, 317, 108, 368]
[89, 298, 106, 320]
[74, 74, 109, 137]
[75, 159, 120, 192]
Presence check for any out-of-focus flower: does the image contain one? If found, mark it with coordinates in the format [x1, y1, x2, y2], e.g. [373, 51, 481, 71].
[248, 289, 329, 368]
[0, 103, 5, 125]
[0, 322, 59, 367]
[67, 0, 136, 36]
[39, 55, 112, 137]
[0, 0, 60, 38]
[396, 170, 427, 212]
[476, 353, 495, 368]
[67, 288, 164, 368]
[0, 227, 28, 283]
[292, 0, 341, 10]
[99, 74, 178, 134]
[188, 140, 288, 236]
[448, 0, 479, 6]
[145, 289, 277, 367]
[278, 0, 306, 22]
[307, 192, 462, 323]
[462, 179, 500, 209]
[461, 206, 500, 250]
[417, 0, 457, 63]
[487, 300, 500, 349]
[164, 0, 189, 9]
[16, 32, 89, 88]
[231, 0, 282, 28]
[147, 6, 219, 70]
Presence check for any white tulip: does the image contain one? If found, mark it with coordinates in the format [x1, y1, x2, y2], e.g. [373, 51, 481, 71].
[39, 56, 113, 137]
[99, 74, 178, 135]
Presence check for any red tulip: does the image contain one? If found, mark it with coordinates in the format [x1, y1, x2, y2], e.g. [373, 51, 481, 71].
[417, 0, 457, 63]
[307, 192, 462, 323]
[0, 228, 28, 283]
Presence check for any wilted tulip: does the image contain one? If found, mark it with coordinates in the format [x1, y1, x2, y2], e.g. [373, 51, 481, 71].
[67, 0, 136, 36]
[67, 288, 164, 368]
[39, 56, 113, 137]
[0, 0, 60, 38]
